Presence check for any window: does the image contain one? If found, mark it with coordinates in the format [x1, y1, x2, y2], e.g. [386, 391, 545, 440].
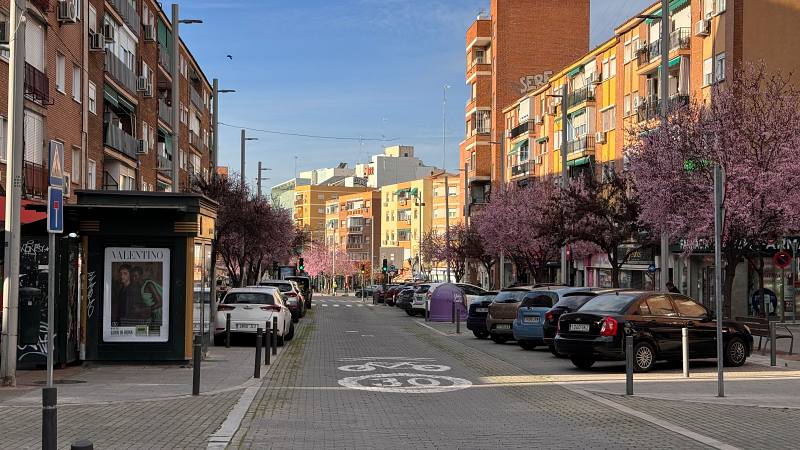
[72, 65, 81, 102]
[715, 53, 726, 82]
[0, 12, 8, 59]
[23, 110, 44, 164]
[317, 193, 325, 200]
[88, 82, 96, 114]
[644, 295, 677, 317]
[553, 128, 562, 150]
[602, 59, 609, 80]
[88, 5, 97, 32]
[88, 159, 96, 188]
[56, 54, 66, 92]
[142, 122, 150, 152]
[623, 94, 631, 117]
[703, 0, 714, 19]
[631, 36, 640, 57]
[179, 149, 187, 170]
[71, 147, 81, 183]
[716, 0, 726, 13]
[673, 296, 707, 317]
[609, 56, 617, 78]
[571, 112, 587, 138]
[601, 106, 616, 132]
[25, 18, 45, 71]
[0, 116, 6, 161]
[447, 208, 457, 218]
[703, 58, 713, 86]
[623, 41, 632, 64]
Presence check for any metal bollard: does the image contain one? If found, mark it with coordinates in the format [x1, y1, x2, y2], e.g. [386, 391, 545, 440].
[451, 300, 456, 324]
[192, 335, 202, 395]
[456, 304, 461, 334]
[425, 300, 430, 322]
[265, 322, 271, 365]
[254, 328, 262, 379]
[770, 321, 777, 366]
[225, 313, 231, 348]
[625, 336, 634, 396]
[42, 387, 57, 450]
[682, 327, 689, 378]
[272, 317, 278, 356]
[71, 439, 93, 450]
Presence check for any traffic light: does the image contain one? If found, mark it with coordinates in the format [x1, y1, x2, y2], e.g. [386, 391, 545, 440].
[361, 264, 366, 274]
[382, 258, 388, 273]
[298, 257, 305, 272]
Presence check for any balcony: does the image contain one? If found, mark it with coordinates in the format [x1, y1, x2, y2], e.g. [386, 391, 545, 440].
[294, 198, 305, 206]
[348, 226, 363, 234]
[346, 242, 364, 249]
[23, 161, 47, 197]
[190, 87, 204, 110]
[109, 0, 140, 37]
[510, 161, 530, 178]
[29, 0, 49, 12]
[159, 99, 173, 125]
[511, 121, 532, 139]
[159, 45, 173, 74]
[466, 18, 491, 47]
[566, 135, 596, 155]
[567, 86, 595, 108]
[105, 51, 137, 94]
[637, 28, 691, 67]
[157, 154, 171, 172]
[467, 58, 491, 80]
[23, 63, 49, 104]
[189, 131, 207, 152]
[104, 123, 138, 159]
[636, 95, 689, 122]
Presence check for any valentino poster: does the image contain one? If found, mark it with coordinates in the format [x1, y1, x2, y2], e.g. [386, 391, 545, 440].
[103, 247, 170, 342]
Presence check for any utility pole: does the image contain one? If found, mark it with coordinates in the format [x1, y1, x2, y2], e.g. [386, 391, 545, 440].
[713, 164, 724, 397]
[170, 4, 181, 192]
[240, 130, 257, 189]
[211, 79, 235, 172]
[444, 175, 451, 282]
[1, 0, 26, 386]
[559, 84, 569, 286]
[256, 162, 271, 199]
[659, 0, 671, 292]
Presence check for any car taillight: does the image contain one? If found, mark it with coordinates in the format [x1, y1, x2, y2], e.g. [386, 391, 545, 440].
[545, 312, 553, 323]
[599, 317, 618, 337]
[260, 305, 281, 312]
[218, 305, 235, 311]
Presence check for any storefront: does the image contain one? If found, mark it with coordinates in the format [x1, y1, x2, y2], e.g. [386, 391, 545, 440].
[586, 247, 658, 290]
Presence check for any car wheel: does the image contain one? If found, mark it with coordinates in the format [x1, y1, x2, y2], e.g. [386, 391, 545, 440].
[570, 356, 596, 369]
[519, 340, 536, 351]
[405, 310, 416, 316]
[549, 345, 567, 358]
[292, 316, 299, 324]
[472, 330, 488, 339]
[490, 334, 508, 344]
[633, 341, 656, 372]
[724, 337, 747, 367]
[285, 323, 295, 342]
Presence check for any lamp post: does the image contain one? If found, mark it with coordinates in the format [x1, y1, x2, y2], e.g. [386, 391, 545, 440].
[547, 85, 570, 285]
[415, 197, 426, 279]
[211, 79, 235, 171]
[256, 162, 272, 199]
[487, 140, 505, 288]
[442, 84, 451, 282]
[170, 4, 202, 192]
[240, 131, 258, 189]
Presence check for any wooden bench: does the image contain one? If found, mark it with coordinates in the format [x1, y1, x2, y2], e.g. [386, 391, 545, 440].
[735, 316, 794, 355]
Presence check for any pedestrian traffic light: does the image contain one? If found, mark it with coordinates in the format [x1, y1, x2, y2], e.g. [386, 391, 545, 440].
[298, 257, 304, 271]
[382, 259, 388, 273]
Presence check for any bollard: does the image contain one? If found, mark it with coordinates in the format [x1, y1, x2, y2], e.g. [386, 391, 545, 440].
[192, 335, 202, 395]
[272, 317, 278, 356]
[770, 321, 777, 367]
[456, 304, 461, 334]
[71, 439, 93, 450]
[254, 328, 262, 379]
[42, 387, 57, 450]
[682, 327, 689, 378]
[265, 322, 271, 365]
[451, 300, 456, 324]
[225, 313, 231, 348]
[425, 300, 430, 322]
[625, 336, 634, 396]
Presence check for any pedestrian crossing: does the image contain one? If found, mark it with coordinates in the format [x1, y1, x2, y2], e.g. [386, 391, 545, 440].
[311, 298, 377, 308]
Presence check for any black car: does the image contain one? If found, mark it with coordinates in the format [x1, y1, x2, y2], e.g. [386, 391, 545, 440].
[395, 288, 417, 315]
[555, 291, 753, 372]
[285, 276, 312, 308]
[467, 291, 498, 339]
[543, 288, 628, 356]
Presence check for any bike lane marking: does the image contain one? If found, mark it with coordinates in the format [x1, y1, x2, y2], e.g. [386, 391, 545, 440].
[335, 358, 471, 394]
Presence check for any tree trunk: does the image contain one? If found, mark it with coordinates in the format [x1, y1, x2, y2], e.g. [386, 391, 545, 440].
[609, 260, 621, 288]
[722, 251, 739, 319]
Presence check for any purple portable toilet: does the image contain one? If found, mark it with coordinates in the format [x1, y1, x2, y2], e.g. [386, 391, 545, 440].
[429, 283, 468, 322]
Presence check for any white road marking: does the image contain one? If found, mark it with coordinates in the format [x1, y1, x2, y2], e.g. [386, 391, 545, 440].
[345, 331, 359, 333]
[361, 335, 374, 337]
[334, 304, 340, 307]
[346, 305, 353, 308]
[322, 304, 329, 307]
[338, 373, 472, 394]
[338, 361, 451, 372]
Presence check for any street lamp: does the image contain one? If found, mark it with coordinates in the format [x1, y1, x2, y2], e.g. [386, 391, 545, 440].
[240, 131, 258, 188]
[415, 197, 425, 279]
[211, 79, 235, 170]
[547, 85, 570, 285]
[170, 4, 203, 192]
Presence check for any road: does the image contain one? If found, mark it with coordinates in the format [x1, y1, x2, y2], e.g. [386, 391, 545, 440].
[230, 296, 716, 449]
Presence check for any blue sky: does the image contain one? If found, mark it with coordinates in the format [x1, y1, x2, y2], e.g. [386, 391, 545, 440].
[178, 0, 654, 189]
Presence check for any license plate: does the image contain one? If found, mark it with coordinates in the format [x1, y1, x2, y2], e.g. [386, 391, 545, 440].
[236, 323, 258, 329]
[523, 316, 540, 324]
[569, 323, 590, 332]
[476, 308, 488, 313]
[495, 324, 511, 330]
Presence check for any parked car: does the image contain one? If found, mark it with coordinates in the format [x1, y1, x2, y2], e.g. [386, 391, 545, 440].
[467, 291, 498, 339]
[258, 280, 305, 322]
[487, 287, 559, 344]
[542, 288, 629, 356]
[355, 285, 376, 299]
[371, 284, 395, 303]
[513, 287, 586, 350]
[396, 287, 418, 315]
[215, 287, 294, 346]
[555, 291, 753, 372]
[285, 276, 312, 308]
[384, 284, 405, 306]
[411, 283, 487, 315]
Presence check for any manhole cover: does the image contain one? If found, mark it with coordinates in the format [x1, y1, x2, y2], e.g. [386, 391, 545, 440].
[31, 379, 86, 385]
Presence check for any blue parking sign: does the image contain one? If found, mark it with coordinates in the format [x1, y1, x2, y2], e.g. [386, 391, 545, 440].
[47, 186, 64, 234]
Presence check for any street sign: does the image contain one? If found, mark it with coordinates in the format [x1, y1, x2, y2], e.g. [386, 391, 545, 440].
[774, 250, 792, 270]
[47, 187, 64, 234]
[48, 140, 64, 187]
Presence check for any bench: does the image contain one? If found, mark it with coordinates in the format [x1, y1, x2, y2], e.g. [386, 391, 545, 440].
[735, 316, 794, 355]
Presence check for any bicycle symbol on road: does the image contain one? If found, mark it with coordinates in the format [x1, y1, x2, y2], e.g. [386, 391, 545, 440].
[336, 357, 471, 394]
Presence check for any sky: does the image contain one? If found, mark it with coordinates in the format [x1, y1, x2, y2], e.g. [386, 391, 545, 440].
[178, 0, 655, 190]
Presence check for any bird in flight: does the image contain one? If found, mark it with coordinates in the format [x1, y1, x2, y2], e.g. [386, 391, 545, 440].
[227, 55, 233, 60]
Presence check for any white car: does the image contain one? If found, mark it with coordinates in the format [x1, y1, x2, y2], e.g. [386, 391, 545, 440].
[411, 283, 488, 315]
[215, 287, 294, 345]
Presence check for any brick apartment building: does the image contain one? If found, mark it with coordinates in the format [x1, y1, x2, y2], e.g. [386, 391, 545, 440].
[0, 0, 213, 208]
[324, 190, 380, 273]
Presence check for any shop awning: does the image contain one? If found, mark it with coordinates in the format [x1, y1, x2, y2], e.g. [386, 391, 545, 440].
[0, 198, 48, 224]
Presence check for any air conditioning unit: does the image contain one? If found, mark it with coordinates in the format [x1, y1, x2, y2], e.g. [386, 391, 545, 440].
[695, 19, 711, 37]
[88, 31, 103, 51]
[0, 20, 8, 45]
[103, 23, 116, 43]
[595, 131, 607, 144]
[143, 24, 156, 42]
[136, 76, 149, 92]
[137, 139, 148, 155]
[58, 0, 79, 23]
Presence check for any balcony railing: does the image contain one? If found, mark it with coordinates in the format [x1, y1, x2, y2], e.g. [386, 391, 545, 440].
[23, 160, 47, 197]
[510, 161, 530, 177]
[159, 44, 173, 74]
[669, 28, 691, 52]
[509, 121, 530, 139]
[104, 123, 139, 159]
[157, 154, 171, 172]
[566, 135, 596, 154]
[159, 99, 173, 125]
[190, 87, 204, 109]
[346, 242, 364, 249]
[105, 51, 137, 94]
[568, 86, 595, 108]
[109, 0, 140, 37]
[24, 63, 49, 104]
[637, 28, 691, 66]
[103, 171, 119, 191]
[470, 56, 487, 67]
[636, 95, 690, 122]
[189, 131, 206, 152]
[348, 226, 363, 233]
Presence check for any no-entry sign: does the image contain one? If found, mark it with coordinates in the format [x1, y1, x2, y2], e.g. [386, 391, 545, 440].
[774, 250, 792, 270]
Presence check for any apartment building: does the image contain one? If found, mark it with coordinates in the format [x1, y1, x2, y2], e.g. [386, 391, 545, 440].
[293, 184, 371, 244]
[0, 0, 213, 210]
[499, 0, 800, 309]
[354, 146, 437, 188]
[460, 0, 590, 214]
[324, 190, 380, 270]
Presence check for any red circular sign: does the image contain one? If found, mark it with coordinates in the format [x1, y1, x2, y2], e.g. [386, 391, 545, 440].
[774, 251, 792, 270]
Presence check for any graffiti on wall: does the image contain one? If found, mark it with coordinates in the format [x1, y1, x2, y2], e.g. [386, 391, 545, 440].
[17, 238, 50, 363]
